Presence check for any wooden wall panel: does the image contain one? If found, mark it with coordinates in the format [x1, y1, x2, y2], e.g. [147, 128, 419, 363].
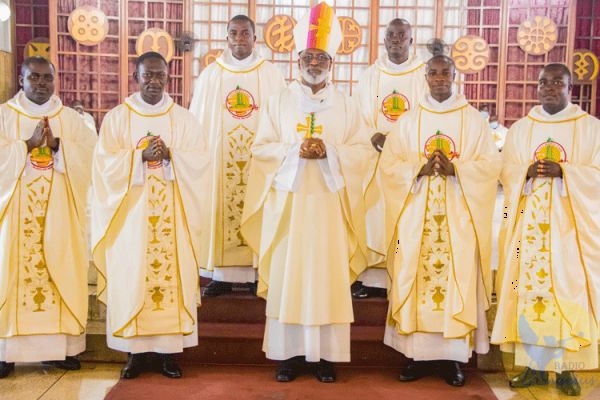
[254, 0, 310, 83]
[14, 1, 593, 122]
[459, 0, 502, 116]
[574, 0, 599, 116]
[125, 0, 187, 106]
[13, 0, 50, 80]
[54, 0, 121, 127]
[190, 0, 249, 80]
[0, 51, 16, 103]
[500, 0, 572, 126]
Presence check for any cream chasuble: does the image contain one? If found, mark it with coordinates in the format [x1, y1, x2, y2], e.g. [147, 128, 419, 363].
[357, 54, 428, 288]
[491, 104, 600, 372]
[189, 50, 286, 282]
[241, 81, 370, 362]
[0, 91, 96, 362]
[380, 94, 499, 362]
[92, 93, 210, 353]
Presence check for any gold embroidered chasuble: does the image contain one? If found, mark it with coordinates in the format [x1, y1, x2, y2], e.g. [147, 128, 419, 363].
[241, 81, 370, 325]
[379, 94, 500, 340]
[0, 91, 96, 338]
[189, 50, 286, 270]
[492, 104, 600, 372]
[92, 93, 210, 338]
[357, 54, 428, 270]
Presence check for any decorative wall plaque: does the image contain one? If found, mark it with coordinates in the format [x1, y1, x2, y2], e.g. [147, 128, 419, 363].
[67, 6, 109, 47]
[451, 35, 490, 74]
[337, 16, 362, 55]
[202, 49, 223, 68]
[517, 16, 558, 56]
[136, 28, 174, 63]
[264, 15, 296, 53]
[25, 37, 50, 59]
[572, 50, 599, 83]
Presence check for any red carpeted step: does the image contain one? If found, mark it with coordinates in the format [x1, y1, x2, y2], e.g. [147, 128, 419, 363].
[197, 291, 388, 326]
[198, 293, 266, 324]
[192, 280, 407, 366]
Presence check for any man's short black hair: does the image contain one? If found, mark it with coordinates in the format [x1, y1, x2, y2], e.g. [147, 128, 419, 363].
[387, 18, 411, 30]
[426, 54, 455, 72]
[227, 15, 256, 34]
[542, 63, 572, 85]
[135, 51, 168, 72]
[21, 56, 55, 76]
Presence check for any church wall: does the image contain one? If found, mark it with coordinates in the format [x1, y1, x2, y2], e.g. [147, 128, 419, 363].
[5, 0, 598, 126]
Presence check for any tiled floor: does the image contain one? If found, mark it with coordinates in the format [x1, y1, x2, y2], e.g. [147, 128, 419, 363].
[1, 363, 599, 400]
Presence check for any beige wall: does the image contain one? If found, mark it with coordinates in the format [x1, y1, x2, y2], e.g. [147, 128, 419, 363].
[0, 51, 15, 103]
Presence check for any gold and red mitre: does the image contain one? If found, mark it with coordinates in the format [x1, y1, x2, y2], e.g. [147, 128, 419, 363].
[293, 2, 342, 58]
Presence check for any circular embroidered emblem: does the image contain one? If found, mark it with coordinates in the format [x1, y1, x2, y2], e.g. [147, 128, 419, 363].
[225, 86, 257, 119]
[381, 91, 410, 122]
[534, 138, 567, 163]
[424, 131, 458, 160]
[30, 147, 54, 170]
[136, 135, 163, 169]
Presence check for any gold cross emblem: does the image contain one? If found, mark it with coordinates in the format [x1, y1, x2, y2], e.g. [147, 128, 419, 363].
[296, 113, 323, 139]
[309, 17, 331, 43]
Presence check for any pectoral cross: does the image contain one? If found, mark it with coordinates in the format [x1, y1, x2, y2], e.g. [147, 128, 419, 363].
[296, 113, 323, 139]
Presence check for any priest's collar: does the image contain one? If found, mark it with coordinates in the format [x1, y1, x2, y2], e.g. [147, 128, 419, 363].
[375, 53, 424, 74]
[290, 79, 335, 114]
[216, 48, 264, 72]
[528, 102, 586, 122]
[8, 90, 63, 117]
[420, 91, 468, 113]
[125, 92, 174, 116]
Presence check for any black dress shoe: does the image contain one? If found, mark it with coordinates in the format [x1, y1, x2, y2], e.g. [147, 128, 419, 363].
[247, 281, 258, 296]
[399, 360, 431, 382]
[275, 358, 298, 382]
[203, 281, 233, 297]
[315, 360, 336, 383]
[351, 281, 363, 293]
[159, 353, 182, 378]
[439, 361, 465, 387]
[120, 353, 145, 379]
[509, 367, 548, 388]
[556, 371, 581, 396]
[0, 362, 15, 378]
[42, 356, 81, 370]
[352, 284, 387, 299]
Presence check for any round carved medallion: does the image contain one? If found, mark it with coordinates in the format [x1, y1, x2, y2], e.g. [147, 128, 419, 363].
[67, 6, 109, 47]
[517, 16, 558, 56]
